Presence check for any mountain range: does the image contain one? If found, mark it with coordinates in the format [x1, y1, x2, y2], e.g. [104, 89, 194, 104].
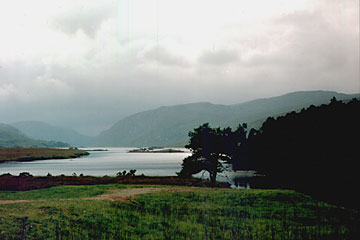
[93, 91, 360, 147]
[0, 123, 70, 148]
[10, 121, 93, 147]
[2, 91, 359, 148]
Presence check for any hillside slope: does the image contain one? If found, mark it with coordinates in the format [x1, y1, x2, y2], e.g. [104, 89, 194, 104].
[94, 91, 359, 147]
[0, 124, 69, 148]
[11, 121, 93, 147]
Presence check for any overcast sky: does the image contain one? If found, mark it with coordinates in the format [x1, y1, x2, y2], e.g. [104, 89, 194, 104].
[0, 0, 359, 135]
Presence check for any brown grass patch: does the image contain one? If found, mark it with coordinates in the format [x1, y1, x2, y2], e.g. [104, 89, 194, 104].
[0, 148, 89, 163]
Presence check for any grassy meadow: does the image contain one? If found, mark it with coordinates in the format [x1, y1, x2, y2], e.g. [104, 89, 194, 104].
[0, 184, 143, 200]
[0, 185, 358, 240]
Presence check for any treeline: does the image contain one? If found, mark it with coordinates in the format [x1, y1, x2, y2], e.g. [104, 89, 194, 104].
[249, 97, 360, 208]
[180, 97, 360, 208]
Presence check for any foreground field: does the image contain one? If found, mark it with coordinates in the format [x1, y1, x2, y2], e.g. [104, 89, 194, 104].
[0, 148, 89, 163]
[0, 185, 358, 240]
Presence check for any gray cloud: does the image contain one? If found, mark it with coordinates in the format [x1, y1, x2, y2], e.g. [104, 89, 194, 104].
[143, 47, 189, 67]
[240, 8, 359, 93]
[198, 49, 239, 65]
[52, 2, 116, 37]
[0, 0, 358, 135]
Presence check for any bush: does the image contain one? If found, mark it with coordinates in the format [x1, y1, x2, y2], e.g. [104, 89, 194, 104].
[19, 172, 32, 177]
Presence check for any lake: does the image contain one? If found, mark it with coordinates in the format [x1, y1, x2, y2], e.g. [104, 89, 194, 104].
[0, 147, 191, 177]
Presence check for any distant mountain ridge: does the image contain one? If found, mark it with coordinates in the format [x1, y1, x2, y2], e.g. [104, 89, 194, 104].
[0, 123, 70, 148]
[10, 121, 93, 147]
[93, 91, 360, 147]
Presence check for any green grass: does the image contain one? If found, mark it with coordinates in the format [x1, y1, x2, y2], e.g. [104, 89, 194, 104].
[0, 184, 161, 200]
[0, 187, 358, 239]
[0, 185, 120, 200]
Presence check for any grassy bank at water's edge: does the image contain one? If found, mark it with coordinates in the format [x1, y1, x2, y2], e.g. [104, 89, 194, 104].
[0, 148, 89, 163]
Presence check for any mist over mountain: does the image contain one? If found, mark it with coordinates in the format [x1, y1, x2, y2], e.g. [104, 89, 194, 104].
[3, 91, 358, 148]
[93, 91, 360, 147]
[0, 123, 70, 148]
[10, 121, 93, 147]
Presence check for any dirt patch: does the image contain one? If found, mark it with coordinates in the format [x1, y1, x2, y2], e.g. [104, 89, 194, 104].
[85, 187, 195, 201]
[0, 187, 197, 205]
[0, 199, 35, 205]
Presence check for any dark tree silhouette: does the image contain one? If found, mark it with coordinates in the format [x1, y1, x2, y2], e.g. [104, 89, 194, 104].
[229, 123, 258, 171]
[178, 123, 234, 186]
[178, 97, 360, 207]
[248, 97, 360, 208]
[178, 123, 253, 186]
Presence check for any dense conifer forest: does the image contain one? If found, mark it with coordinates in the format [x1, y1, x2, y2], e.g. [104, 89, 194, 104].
[180, 98, 360, 209]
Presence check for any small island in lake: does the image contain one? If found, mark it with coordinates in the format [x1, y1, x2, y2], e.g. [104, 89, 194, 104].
[85, 149, 108, 152]
[128, 148, 184, 153]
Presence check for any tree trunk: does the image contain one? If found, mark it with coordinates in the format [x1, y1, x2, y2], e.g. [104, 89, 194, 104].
[210, 171, 217, 187]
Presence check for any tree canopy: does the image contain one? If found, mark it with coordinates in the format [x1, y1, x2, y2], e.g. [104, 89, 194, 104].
[178, 123, 251, 186]
[247, 97, 360, 207]
[178, 97, 360, 208]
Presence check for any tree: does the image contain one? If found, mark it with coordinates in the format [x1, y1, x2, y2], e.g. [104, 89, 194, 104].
[178, 123, 233, 186]
[247, 97, 360, 208]
[228, 123, 257, 171]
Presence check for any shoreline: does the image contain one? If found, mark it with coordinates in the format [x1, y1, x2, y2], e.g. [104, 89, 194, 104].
[0, 174, 230, 191]
[0, 148, 89, 164]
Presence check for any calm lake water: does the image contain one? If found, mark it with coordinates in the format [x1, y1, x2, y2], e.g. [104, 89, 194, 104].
[0, 147, 191, 177]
